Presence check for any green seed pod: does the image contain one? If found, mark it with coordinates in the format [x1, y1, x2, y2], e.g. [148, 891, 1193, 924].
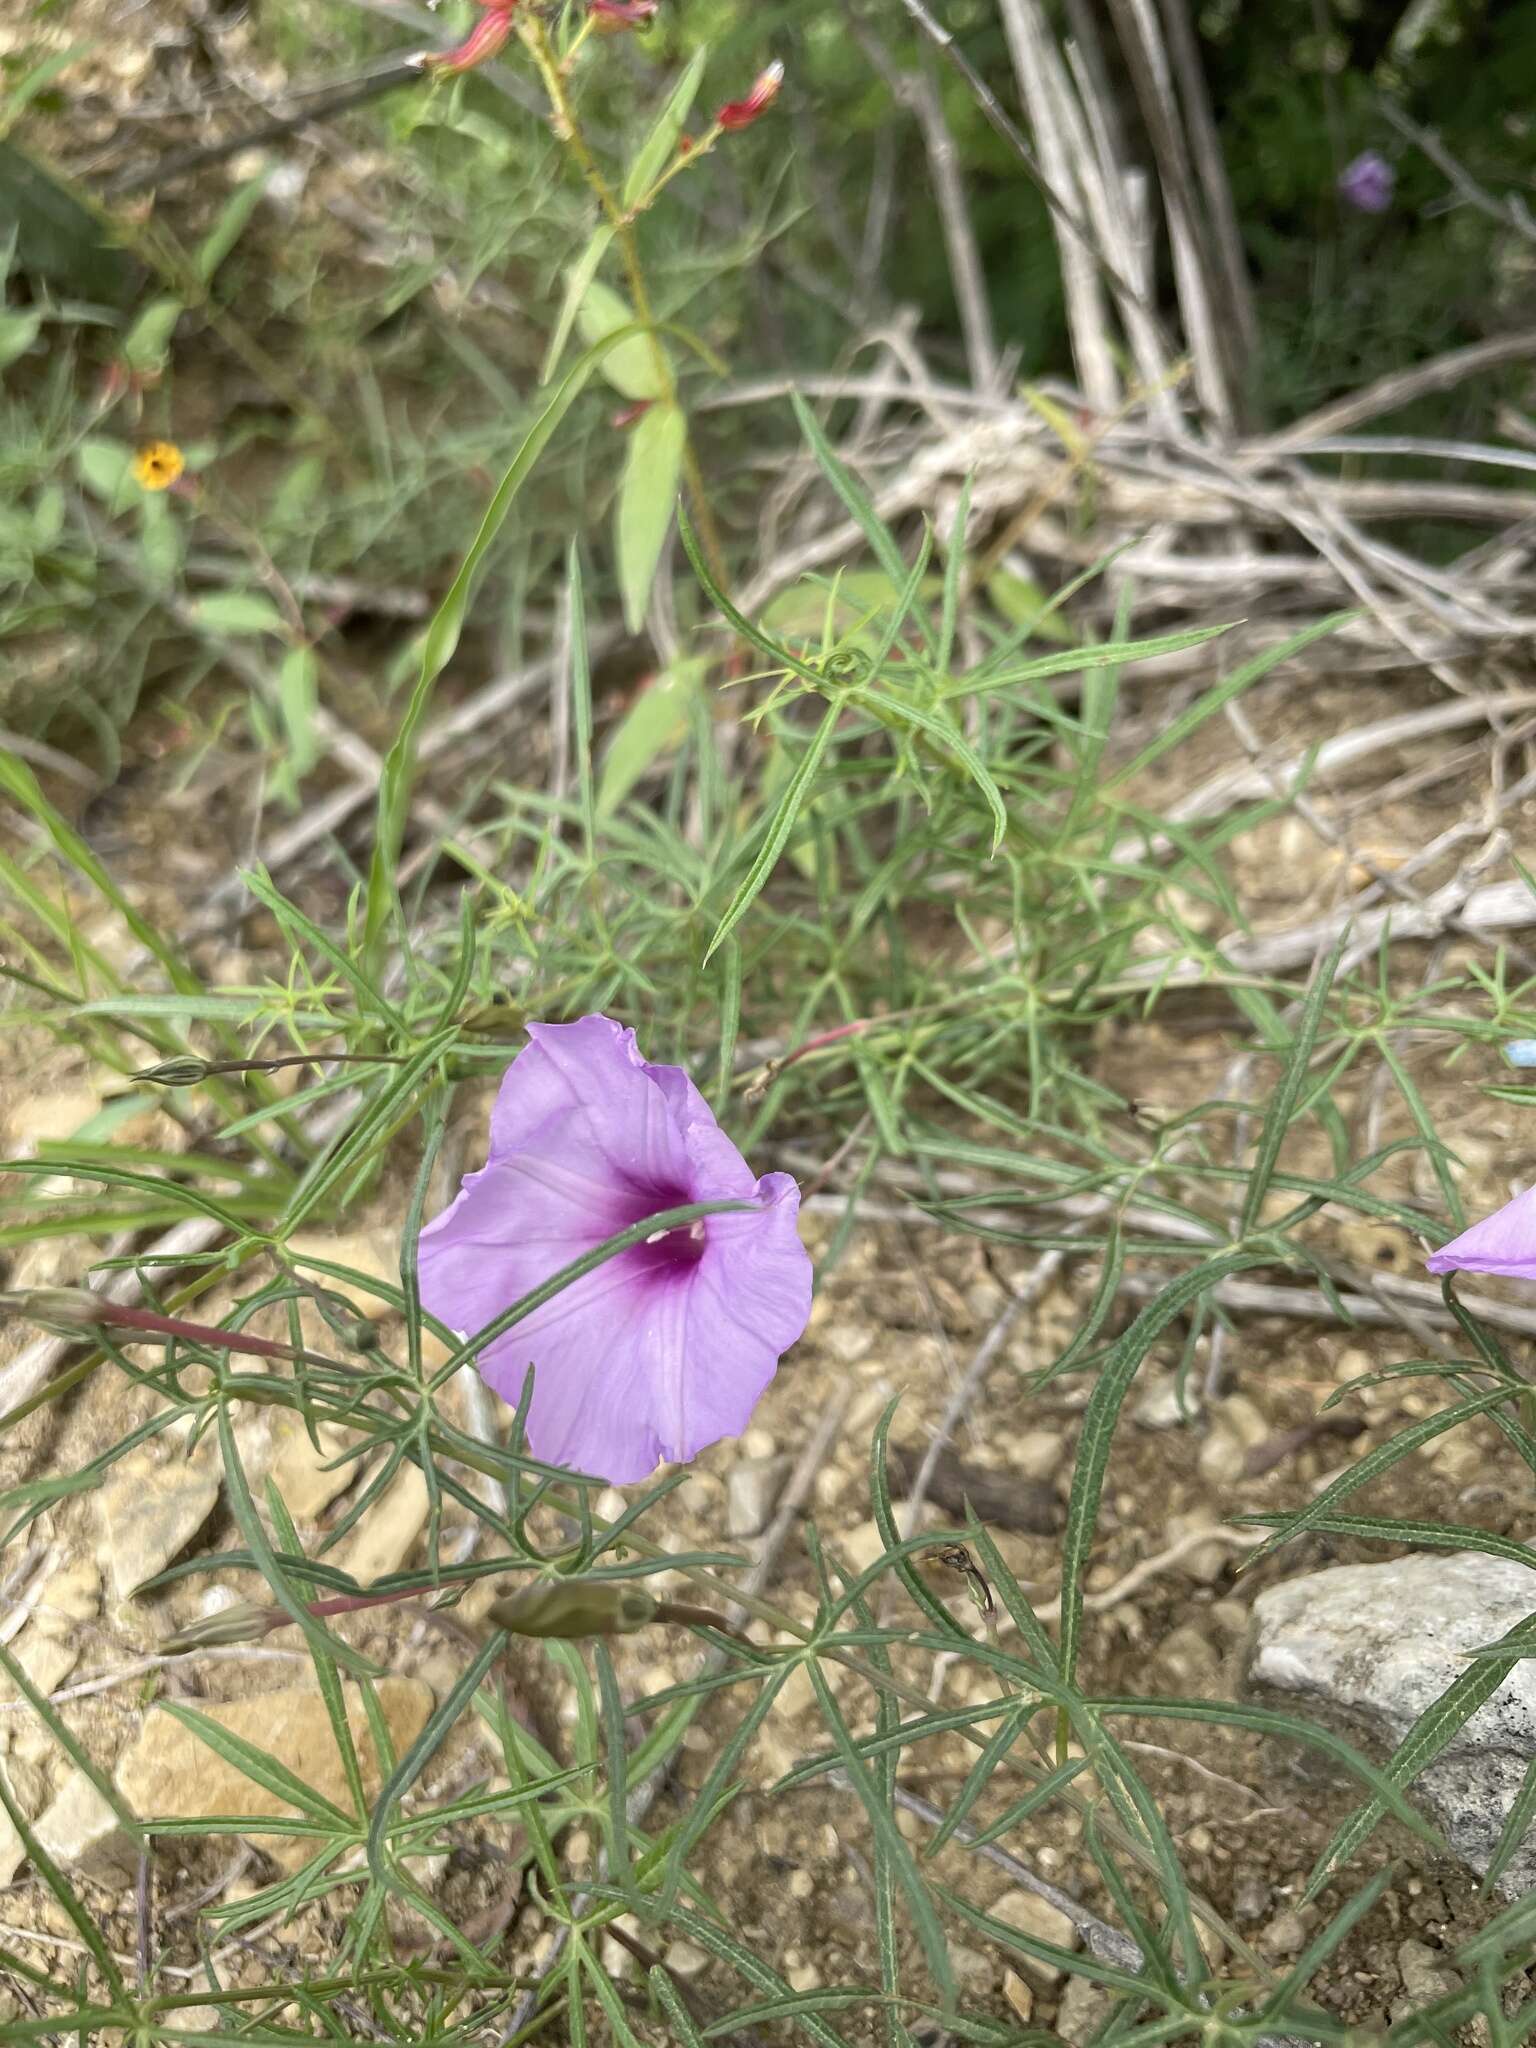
[455, 995, 528, 1039]
[486, 1580, 658, 1639]
[133, 1056, 213, 1087]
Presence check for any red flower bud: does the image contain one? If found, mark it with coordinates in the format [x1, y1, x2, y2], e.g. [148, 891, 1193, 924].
[418, 5, 514, 73]
[588, 0, 658, 23]
[715, 59, 783, 131]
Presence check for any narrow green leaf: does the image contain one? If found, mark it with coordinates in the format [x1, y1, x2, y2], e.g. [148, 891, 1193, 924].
[789, 389, 927, 647]
[704, 699, 840, 963]
[622, 47, 707, 206]
[0, 1764, 126, 1998]
[196, 164, 273, 282]
[1239, 924, 1350, 1236]
[568, 541, 596, 859]
[594, 1643, 636, 1904]
[576, 278, 669, 401]
[365, 319, 665, 956]
[216, 1403, 376, 1678]
[597, 657, 701, 816]
[647, 1966, 708, 2047]
[190, 591, 286, 636]
[615, 399, 685, 632]
[276, 645, 320, 782]
[151, 1701, 353, 1827]
[954, 624, 1232, 700]
[1481, 1753, 1536, 1896]
[366, 1631, 506, 1882]
[806, 1654, 955, 2007]
[1059, 1253, 1269, 1683]
[121, 294, 183, 374]
[1242, 1382, 1521, 1569]
[542, 225, 613, 385]
[1105, 612, 1352, 787]
[0, 307, 41, 366]
[0, 1639, 143, 1845]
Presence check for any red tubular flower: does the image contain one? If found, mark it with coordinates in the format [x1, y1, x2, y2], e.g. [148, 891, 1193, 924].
[715, 58, 783, 131]
[419, 5, 515, 73]
[588, 0, 658, 23]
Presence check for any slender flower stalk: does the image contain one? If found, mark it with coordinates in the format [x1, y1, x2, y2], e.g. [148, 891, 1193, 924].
[515, 13, 731, 599]
[161, 1576, 749, 1651]
[0, 1288, 342, 1368]
[134, 1050, 408, 1086]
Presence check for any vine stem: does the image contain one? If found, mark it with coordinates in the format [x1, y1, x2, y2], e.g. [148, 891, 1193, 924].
[519, 15, 732, 603]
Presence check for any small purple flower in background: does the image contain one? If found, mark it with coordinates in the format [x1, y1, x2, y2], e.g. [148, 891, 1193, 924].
[1425, 1186, 1536, 1279]
[1338, 150, 1395, 215]
[419, 1015, 812, 1483]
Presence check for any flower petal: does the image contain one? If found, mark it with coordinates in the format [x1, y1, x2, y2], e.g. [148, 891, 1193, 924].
[1424, 1185, 1536, 1277]
[418, 1014, 814, 1482]
[476, 1172, 810, 1481]
[492, 1016, 694, 1198]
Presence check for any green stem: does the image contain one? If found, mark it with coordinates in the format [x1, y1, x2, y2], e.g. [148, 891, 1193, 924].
[520, 16, 732, 603]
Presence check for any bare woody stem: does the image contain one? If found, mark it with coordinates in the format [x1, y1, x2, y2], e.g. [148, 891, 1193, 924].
[518, 15, 732, 601]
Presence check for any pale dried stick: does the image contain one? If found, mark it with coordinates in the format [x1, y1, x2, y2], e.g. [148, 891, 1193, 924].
[1105, 0, 1237, 430]
[995, 0, 1119, 411]
[851, 25, 999, 392]
[1259, 329, 1536, 451]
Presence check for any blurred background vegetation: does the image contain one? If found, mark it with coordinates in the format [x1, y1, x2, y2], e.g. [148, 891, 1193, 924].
[2, 0, 1534, 767]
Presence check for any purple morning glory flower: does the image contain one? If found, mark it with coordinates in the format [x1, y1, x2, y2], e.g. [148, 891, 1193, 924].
[1338, 151, 1395, 214]
[418, 1015, 812, 1483]
[1426, 1185, 1536, 1280]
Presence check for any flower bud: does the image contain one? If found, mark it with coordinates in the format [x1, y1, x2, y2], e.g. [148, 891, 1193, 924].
[487, 1580, 658, 1639]
[134, 1056, 212, 1087]
[0, 1287, 115, 1336]
[456, 994, 527, 1038]
[588, 0, 657, 23]
[160, 1603, 284, 1653]
[418, 6, 515, 74]
[715, 60, 783, 132]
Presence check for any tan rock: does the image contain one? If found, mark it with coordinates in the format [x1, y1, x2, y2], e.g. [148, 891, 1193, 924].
[267, 1418, 359, 1523]
[988, 1888, 1080, 1982]
[0, 1786, 24, 1886]
[34, 1770, 137, 1881]
[6, 1087, 101, 1151]
[98, 1438, 221, 1599]
[950, 1943, 995, 1996]
[1014, 1430, 1061, 1482]
[7, 1628, 79, 1704]
[1167, 1508, 1229, 1586]
[1003, 1970, 1033, 2023]
[841, 1521, 889, 1573]
[330, 1463, 430, 1582]
[115, 1679, 433, 1869]
[33, 1557, 100, 1636]
[1057, 1974, 1115, 2047]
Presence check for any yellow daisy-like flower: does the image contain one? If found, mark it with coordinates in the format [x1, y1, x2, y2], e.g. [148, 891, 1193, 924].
[132, 441, 185, 491]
